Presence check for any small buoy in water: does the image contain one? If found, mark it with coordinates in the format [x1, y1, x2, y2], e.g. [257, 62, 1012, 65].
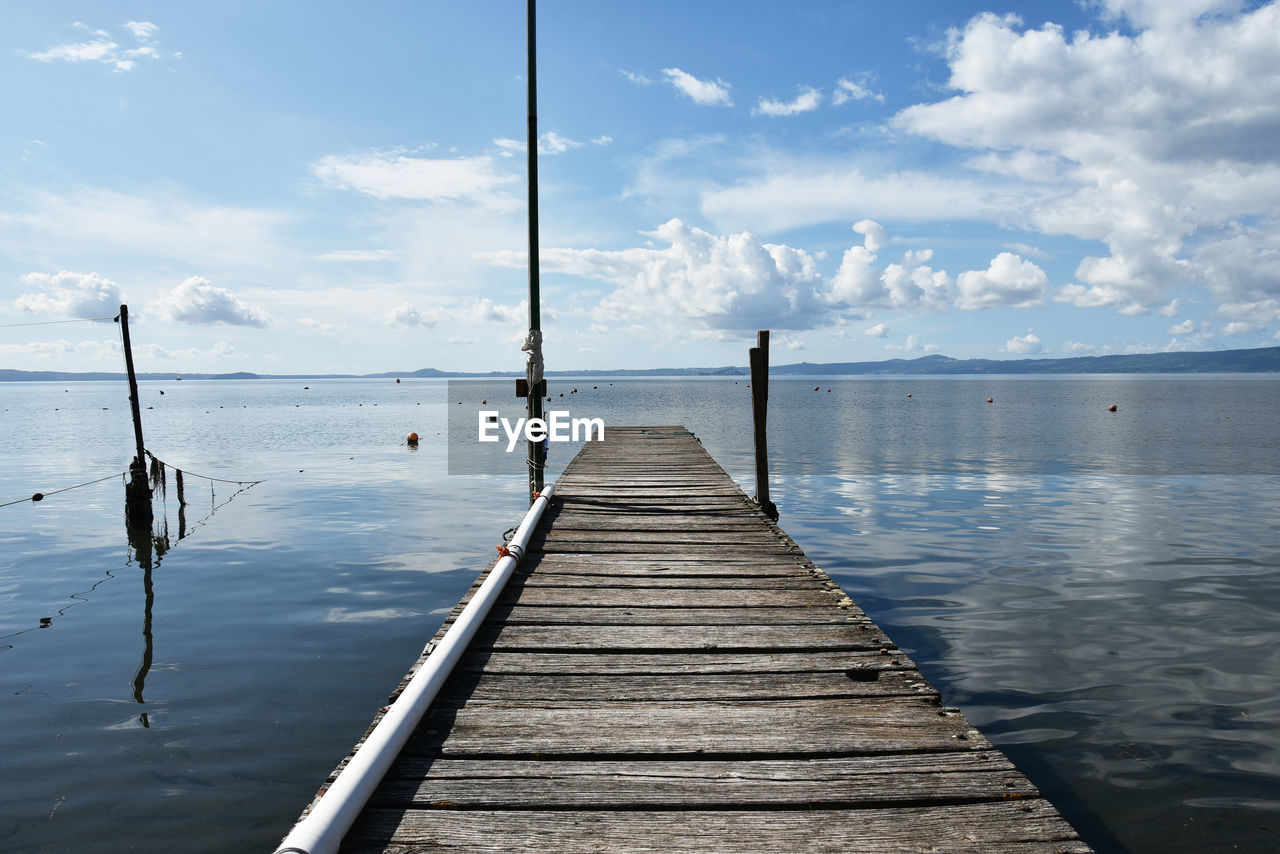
[304, 386, 309, 389]
[396, 378, 400, 383]
[814, 386, 820, 391]
[1108, 404, 1118, 412]
[481, 399, 486, 405]
[32, 493, 43, 502]
[559, 392, 564, 397]
[572, 387, 578, 394]
[987, 397, 994, 403]
[159, 390, 164, 395]
[827, 388, 831, 393]
[907, 393, 912, 398]
[407, 432, 419, 445]
[593, 385, 598, 389]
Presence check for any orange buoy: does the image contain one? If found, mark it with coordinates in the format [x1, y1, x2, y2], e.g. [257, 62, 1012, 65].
[1108, 404, 1118, 412]
[407, 432, 419, 445]
[814, 386, 820, 391]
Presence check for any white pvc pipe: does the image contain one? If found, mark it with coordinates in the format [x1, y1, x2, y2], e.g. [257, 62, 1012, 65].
[273, 482, 556, 854]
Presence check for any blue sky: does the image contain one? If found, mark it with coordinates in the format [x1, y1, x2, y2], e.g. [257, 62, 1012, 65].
[3, 0, 1279, 374]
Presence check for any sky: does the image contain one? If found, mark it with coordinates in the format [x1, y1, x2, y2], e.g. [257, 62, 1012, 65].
[3, 0, 1279, 374]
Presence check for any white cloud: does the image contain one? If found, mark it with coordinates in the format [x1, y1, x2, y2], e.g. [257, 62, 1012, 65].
[853, 219, 887, 252]
[620, 69, 652, 85]
[298, 318, 336, 332]
[124, 21, 158, 41]
[865, 323, 889, 337]
[25, 21, 164, 72]
[701, 163, 1022, 234]
[832, 76, 884, 105]
[886, 333, 939, 353]
[315, 249, 398, 262]
[892, 4, 1280, 317]
[662, 68, 733, 106]
[156, 276, 269, 327]
[386, 302, 438, 328]
[494, 132, 590, 157]
[1062, 341, 1096, 354]
[754, 87, 822, 117]
[15, 271, 123, 319]
[956, 252, 1048, 310]
[1169, 319, 1195, 335]
[3, 188, 289, 269]
[1005, 332, 1044, 355]
[488, 219, 1049, 333]
[312, 150, 519, 210]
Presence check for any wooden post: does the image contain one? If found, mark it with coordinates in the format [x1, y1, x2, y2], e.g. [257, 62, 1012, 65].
[749, 330, 778, 520]
[524, 0, 546, 506]
[117, 304, 152, 527]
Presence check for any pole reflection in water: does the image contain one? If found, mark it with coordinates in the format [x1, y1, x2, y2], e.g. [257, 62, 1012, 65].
[123, 466, 255, 728]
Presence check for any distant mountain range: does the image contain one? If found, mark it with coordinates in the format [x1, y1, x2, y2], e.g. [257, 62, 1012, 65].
[3, 345, 1278, 383]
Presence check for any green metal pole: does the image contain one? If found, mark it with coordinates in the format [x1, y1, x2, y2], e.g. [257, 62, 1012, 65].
[525, 0, 545, 504]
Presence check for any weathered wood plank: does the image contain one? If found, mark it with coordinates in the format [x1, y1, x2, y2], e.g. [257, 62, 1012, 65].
[431, 670, 931, 704]
[453, 649, 912, 675]
[341, 802, 1088, 853]
[472, 622, 889, 651]
[373, 754, 1036, 809]
[490, 605, 868, 625]
[406, 699, 990, 757]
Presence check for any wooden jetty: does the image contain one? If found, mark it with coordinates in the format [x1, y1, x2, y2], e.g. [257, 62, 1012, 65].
[285, 426, 1091, 853]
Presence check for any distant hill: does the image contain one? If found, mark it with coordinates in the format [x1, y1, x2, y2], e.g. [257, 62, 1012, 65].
[2, 345, 1277, 383]
[769, 346, 1280, 375]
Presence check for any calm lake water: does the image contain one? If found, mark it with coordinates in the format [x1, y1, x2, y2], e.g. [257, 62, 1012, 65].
[2, 375, 1278, 853]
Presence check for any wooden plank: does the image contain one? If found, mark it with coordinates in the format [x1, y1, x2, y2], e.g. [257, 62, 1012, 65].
[490, 605, 868, 625]
[342, 803, 1089, 853]
[453, 649, 914, 675]
[373, 753, 1035, 808]
[472, 623, 890, 650]
[432, 670, 931, 704]
[407, 698, 991, 757]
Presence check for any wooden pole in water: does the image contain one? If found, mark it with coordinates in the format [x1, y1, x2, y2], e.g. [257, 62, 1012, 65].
[524, 0, 546, 505]
[749, 329, 778, 520]
[117, 304, 152, 526]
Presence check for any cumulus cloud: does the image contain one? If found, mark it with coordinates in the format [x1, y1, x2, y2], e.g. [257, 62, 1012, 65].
[893, 4, 1280, 317]
[15, 271, 123, 319]
[156, 277, 269, 327]
[853, 219, 887, 252]
[865, 323, 889, 337]
[754, 87, 822, 117]
[662, 68, 733, 106]
[956, 252, 1048, 310]
[386, 302, 438, 328]
[1169, 319, 1196, 335]
[312, 150, 519, 209]
[485, 219, 1047, 334]
[1005, 332, 1044, 355]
